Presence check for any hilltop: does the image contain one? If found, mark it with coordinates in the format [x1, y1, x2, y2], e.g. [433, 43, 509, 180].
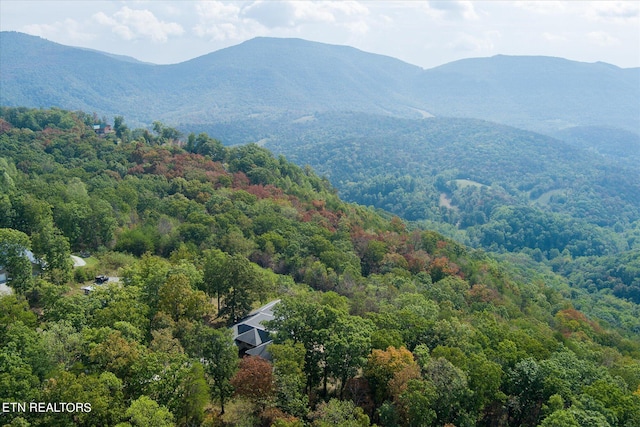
[2, 31, 638, 137]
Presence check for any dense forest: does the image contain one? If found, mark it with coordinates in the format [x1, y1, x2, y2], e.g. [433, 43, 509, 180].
[187, 113, 640, 304]
[1, 107, 639, 427]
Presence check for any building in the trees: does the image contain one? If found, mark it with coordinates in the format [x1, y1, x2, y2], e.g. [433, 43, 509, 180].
[231, 300, 279, 360]
[93, 124, 112, 135]
[0, 249, 39, 293]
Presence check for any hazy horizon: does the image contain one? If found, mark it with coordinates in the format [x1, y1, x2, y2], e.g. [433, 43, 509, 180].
[1, 1, 638, 69]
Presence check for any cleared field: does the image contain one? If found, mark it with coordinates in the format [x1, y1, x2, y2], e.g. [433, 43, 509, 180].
[453, 179, 485, 188]
[534, 189, 566, 205]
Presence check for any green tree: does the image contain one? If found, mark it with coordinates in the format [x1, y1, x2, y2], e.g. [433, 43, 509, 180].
[397, 379, 438, 427]
[326, 314, 374, 398]
[40, 371, 126, 427]
[506, 357, 546, 426]
[152, 121, 182, 144]
[89, 284, 150, 333]
[3, 321, 52, 380]
[157, 273, 211, 322]
[123, 395, 175, 427]
[202, 248, 228, 309]
[0, 228, 34, 293]
[0, 294, 37, 332]
[41, 320, 85, 370]
[121, 254, 170, 314]
[175, 362, 209, 427]
[116, 227, 156, 256]
[309, 398, 370, 427]
[268, 296, 343, 393]
[187, 325, 238, 415]
[186, 133, 226, 161]
[31, 223, 73, 284]
[10, 194, 52, 235]
[217, 254, 265, 324]
[114, 115, 130, 142]
[88, 330, 145, 388]
[424, 357, 472, 426]
[538, 409, 580, 427]
[269, 341, 308, 418]
[0, 343, 40, 403]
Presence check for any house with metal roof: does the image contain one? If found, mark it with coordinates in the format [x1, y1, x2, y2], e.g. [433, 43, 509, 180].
[231, 299, 280, 360]
[0, 249, 40, 290]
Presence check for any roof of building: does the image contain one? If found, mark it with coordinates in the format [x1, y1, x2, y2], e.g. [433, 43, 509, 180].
[0, 249, 38, 271]
[231, 299, 280, 360]
[246, 341, 272, 359]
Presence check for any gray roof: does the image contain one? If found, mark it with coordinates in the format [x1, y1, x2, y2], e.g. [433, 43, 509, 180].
[247, 299, 280, 316]
[236, 328, 271, 347]
[231, 299, 280, 337]
[231, 300, 280, 358]
[246, 341, 272, 360]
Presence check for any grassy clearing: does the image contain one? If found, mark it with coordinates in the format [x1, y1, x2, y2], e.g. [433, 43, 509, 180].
[535, 189, 566, 205]
[453, 179, 485, 189]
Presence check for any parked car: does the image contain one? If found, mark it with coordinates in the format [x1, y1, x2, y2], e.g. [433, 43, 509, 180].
[94, 275, 109, 284]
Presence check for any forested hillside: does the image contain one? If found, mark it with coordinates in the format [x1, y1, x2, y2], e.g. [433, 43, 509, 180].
[188, 113, 640, 253]
[412, 55, 640, 135]
[1, 108, 639, 427]
[196, 113, 640, 316]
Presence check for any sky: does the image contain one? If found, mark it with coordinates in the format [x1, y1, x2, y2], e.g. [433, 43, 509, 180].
[1, 1, 639, 69]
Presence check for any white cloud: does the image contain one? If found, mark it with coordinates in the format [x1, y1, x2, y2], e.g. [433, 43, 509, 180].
[93, 11, 133, 40]
[242, 1, 299, 28]
[196, 21, 250, 41]
[543, 32, 568, 42]
[326, 1, 369, 17]
[196, 1, 241, 20]
[588, 31, 620, 47]
[343, 19, 369, 35]
[193, 0, 371, 41]
[585, 1, 640, 23]
[240, 1, 369, 28]
[164, 5, 183, 17]
[291, 2, 335, 24]
[193, 1, 256, 40]
[513, 1, 567, 14]
[93, 6, 184, 42]
[427, 1, 478, 21]
[22, 18, 95, 42]
[448, 31, 500, 52]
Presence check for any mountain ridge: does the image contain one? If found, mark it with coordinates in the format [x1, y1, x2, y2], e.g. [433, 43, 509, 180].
[1, 31, 638, 135]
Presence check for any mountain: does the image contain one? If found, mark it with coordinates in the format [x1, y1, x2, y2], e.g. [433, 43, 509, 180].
[163, 37, 424, 121]
[1, 31, 638, 136]
[0, 32, 161, 124]
[186, 112, 640, 260]
[413, 55, 640, 134]
[0, 32, 423, 125]
[1, 107, 639, 427]
[550, 125, 640, 165]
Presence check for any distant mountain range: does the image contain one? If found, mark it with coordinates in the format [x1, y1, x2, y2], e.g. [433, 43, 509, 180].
[1, 31, 638, 137]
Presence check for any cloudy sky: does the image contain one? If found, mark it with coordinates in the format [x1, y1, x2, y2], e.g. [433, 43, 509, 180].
[1, 1, 638, 69]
